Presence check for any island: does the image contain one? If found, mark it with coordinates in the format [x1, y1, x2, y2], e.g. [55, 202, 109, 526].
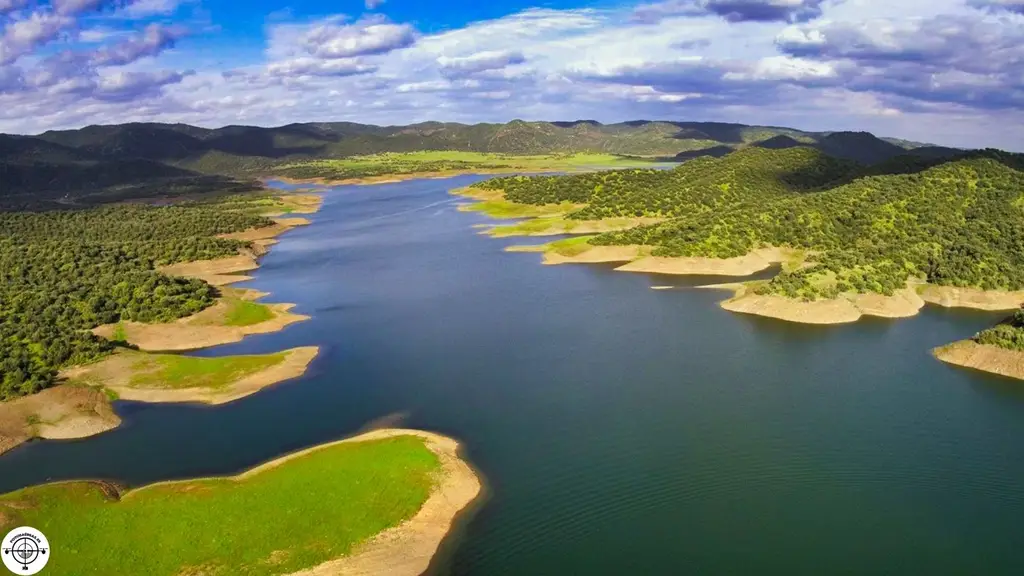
[0, 193, 324, 455]
[456, 144, 1024, 379]
[0, 428, 482, 576]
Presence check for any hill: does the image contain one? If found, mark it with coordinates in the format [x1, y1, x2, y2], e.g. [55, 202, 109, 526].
[470, 146, 1024, 300]
[0, 120, 956, 204]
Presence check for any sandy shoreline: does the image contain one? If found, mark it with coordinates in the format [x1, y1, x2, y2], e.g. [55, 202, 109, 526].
[92, 288, 310, 352]
[933, 340, 1024, 381]
[0, 386, 121, 456]
[283, 429, 483, 576]
[60, 346, 320, 405]
[0, 194, 323, 455]
[701, 282, 926, 324]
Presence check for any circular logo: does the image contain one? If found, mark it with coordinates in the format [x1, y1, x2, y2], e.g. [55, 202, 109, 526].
[2, 527, 49, 574]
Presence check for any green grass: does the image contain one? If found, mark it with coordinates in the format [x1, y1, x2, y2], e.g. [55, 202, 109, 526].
[129, 352, 286, 390]
[274, 151, 657, 181]
[546, 235, 597, 256]
[223, 299, 275, 326]
[462, 200, 577, 219]
[0, 436, 439, 576]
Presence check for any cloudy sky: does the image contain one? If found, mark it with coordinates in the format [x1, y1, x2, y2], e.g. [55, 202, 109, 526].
[0, 0, 1022, 149]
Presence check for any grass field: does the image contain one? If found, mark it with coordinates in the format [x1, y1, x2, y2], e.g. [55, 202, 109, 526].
[546, 236, 597, 256]
[460, 199, 579, 219]
[128, 351, 287, 390]
[223, 299, 275, 326]
[274, 151, 658, 181]
[0, 436, 439, 576]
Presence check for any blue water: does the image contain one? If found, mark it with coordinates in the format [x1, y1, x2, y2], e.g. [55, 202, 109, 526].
[3, 175, 1024, 575]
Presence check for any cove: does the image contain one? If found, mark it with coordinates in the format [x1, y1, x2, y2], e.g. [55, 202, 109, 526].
[3, 175, 1024, 575]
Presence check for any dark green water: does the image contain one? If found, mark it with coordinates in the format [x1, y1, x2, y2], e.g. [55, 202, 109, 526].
[3, 175, 1024, 575]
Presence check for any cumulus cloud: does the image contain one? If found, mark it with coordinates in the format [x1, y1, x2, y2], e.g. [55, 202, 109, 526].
[0, 0, 29, 16]
[265, 57, 377, 78]
[120, 0, 191, 17]
[0, 12, 74, 65]
[633, 0, 828, 24]
[775, 16, 1024, 109]
[437, 50, 526, 78]
[303, 17, 415, 59]
[967, 0, 1024, 14]
[89, 24, 186, 66]
[0, 1, 1020, 151]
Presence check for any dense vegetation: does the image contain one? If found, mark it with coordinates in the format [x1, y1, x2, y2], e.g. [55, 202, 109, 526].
[270, 151, 646, 181]
[974, 309, 1024, 351]
[472, 147, 1024, 301]
[0, 203, 271, 400]
[3, 120, 954, 203]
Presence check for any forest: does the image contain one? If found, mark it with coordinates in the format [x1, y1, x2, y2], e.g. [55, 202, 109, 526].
[0, 201, 272, 400]
[974, 309, 1024, 351]
[471, 147, 1024, 301]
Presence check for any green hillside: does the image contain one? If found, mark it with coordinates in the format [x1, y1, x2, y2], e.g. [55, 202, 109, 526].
[0, 199, 273, 400]
[470, 147, 1024, 300]
[0, 120, 959, 205]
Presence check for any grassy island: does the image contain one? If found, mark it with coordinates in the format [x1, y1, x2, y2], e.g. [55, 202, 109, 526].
[0, 430, 481, 576]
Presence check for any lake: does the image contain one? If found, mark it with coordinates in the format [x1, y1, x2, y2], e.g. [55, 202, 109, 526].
[3, 175, 1024, 575]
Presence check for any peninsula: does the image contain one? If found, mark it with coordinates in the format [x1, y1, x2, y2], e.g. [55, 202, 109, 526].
[0, 193, 323, 455]
[0, 428, 482, 576]
[457, 144, 1024, 378]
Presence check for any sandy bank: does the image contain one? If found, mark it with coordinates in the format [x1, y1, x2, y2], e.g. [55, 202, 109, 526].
[0, 386, 120, 456]
[285, 429, 482, 576]
[63, 346, 319, 405]
[543, 245, 646, 265]
[92, 288, 310, 352]
[919, 285, 1024, 311]
[616, 246, 797, 276]
[703, 283, 925, 325]
[484, 217, 664, 237]
[934, 340, 1024, 381]
[264, 194, 323, 216]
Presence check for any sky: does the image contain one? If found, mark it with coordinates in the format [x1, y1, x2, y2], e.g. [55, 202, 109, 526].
[0, 0, 1022, 150]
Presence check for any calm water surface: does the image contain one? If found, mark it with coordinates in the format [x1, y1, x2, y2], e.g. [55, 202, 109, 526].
[3, 175, 1024, 575]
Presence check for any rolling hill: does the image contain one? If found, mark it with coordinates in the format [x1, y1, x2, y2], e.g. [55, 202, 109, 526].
[1, 119, 962, 205]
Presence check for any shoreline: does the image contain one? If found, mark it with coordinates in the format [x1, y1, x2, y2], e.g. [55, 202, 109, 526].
[933, 340, 1024, 381]
[0, 192, 324, 455]
[701, 283, 926, 325]
[505, 234, 1021, 326]
[0, 429, 482, 576]
[283, 429, 483, 576]
[61, 346, 321, 405]
[269, 168, 563, 187]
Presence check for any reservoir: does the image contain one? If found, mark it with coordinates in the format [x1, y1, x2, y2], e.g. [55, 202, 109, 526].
[2, 175, 1024, 575]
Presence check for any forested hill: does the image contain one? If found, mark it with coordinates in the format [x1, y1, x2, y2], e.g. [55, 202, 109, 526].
[473, 146, 1024, 300]
[0, 119, 960, 204]
[0, 198, 273, 400]
[0, 133, 257, 208]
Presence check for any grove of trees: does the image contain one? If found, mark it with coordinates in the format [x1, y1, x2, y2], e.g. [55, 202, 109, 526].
[0, 202, 272, 400]
[472, 147, 1024, 302]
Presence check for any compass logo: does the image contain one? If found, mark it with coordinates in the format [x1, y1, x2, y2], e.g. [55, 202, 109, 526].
[2, 527, 49, 574]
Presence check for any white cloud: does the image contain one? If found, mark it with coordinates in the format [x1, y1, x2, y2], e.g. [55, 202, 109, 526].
[0, 0, 1020, 151]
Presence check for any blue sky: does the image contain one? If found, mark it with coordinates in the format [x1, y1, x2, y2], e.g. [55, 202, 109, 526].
[0, 0, 1022, 150]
